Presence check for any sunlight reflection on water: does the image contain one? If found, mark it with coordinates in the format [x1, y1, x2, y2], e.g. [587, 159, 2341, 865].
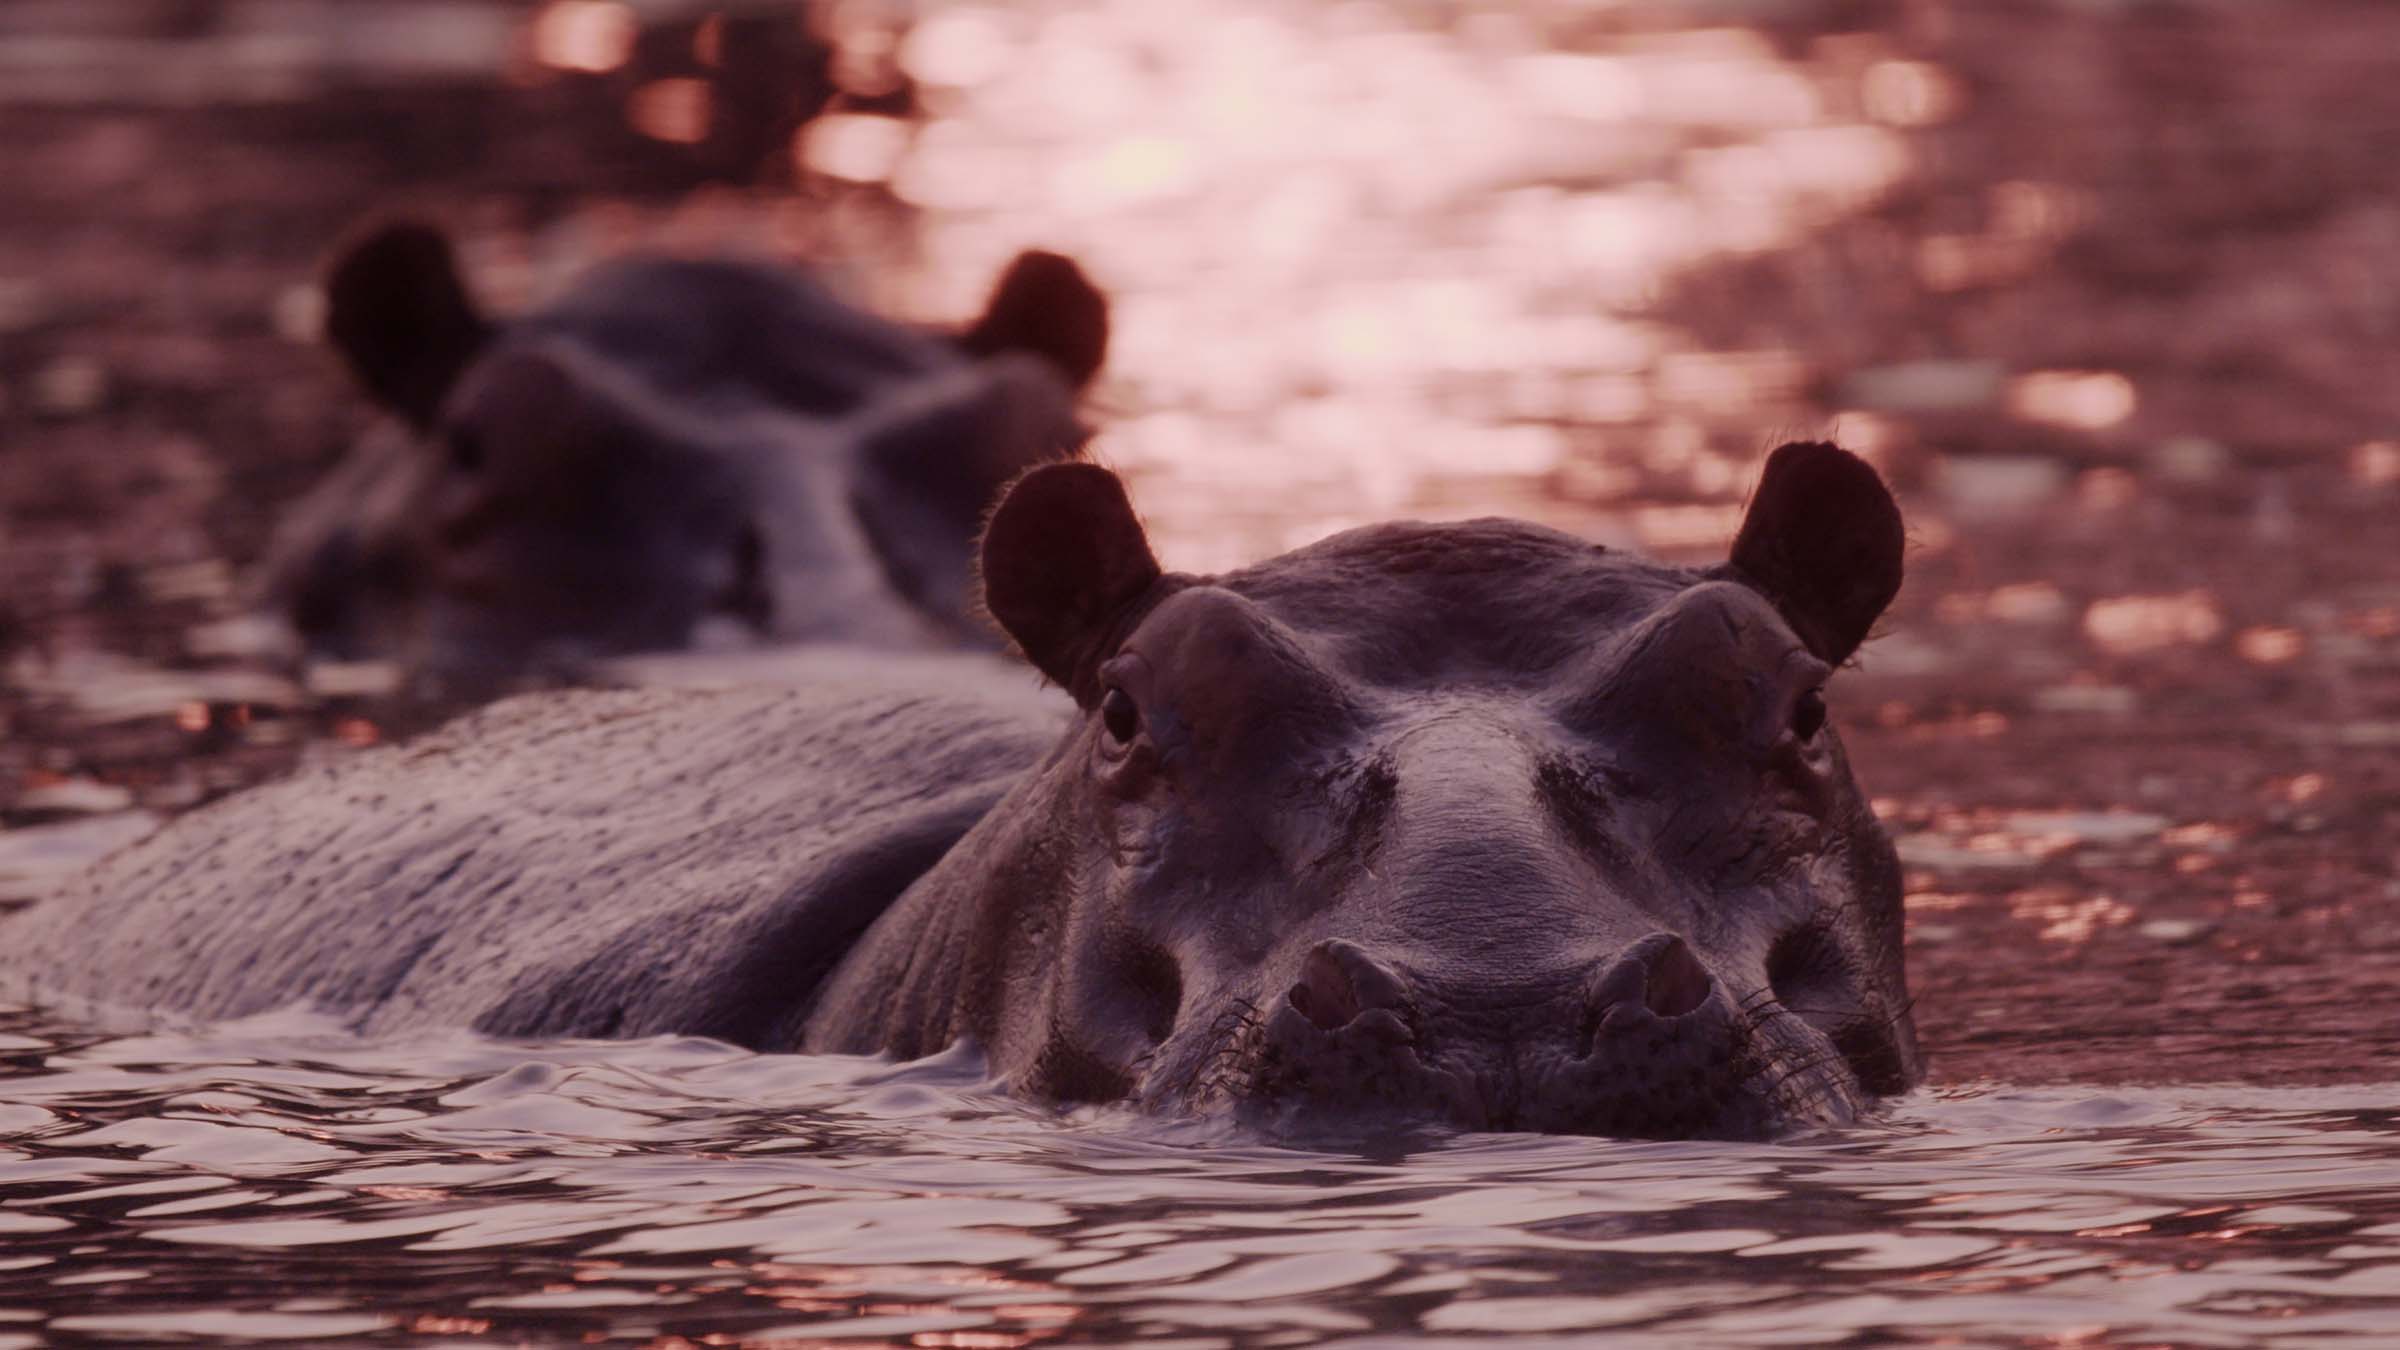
[5, 1011, 2400, 1345]
[859, 0, 1925, 573]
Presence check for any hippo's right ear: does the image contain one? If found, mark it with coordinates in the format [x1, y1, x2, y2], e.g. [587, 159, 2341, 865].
[961, 251, 1110, 391]
[1726, 441, 1903, 665]
[981, 463, 1160, 703]
[323, 221, 491, 430]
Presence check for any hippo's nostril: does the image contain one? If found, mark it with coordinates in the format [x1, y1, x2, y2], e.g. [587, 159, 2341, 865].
[1287, 939, 1407, 1033]
[1642, 935, 1712, 1019]
[1585, 934, 1715, 1048]
[1290, 945, 1360, 1031]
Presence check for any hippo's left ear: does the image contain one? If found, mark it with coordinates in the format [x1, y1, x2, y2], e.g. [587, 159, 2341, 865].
[981, 463, 1160, 703]
[1725, 441, 1903, 665]
[960, 251, 1110, 391]
[323, 221, 491, 430]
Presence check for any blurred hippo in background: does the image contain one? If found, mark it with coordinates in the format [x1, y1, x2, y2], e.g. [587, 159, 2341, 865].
[263, 221, 1107, 679]
[12, 443, 1918, 1140]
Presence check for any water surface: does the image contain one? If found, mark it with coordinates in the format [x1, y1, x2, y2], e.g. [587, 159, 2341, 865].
[5, 1009, 2400, 1347]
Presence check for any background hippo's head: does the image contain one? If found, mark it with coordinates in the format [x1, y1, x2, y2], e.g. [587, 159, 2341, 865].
[820, 443, 1917, 1139]
[263, 222, 1108, 678]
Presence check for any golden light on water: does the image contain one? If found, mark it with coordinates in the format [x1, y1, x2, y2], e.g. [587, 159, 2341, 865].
[855, 1, 1930, 563]
[1517, 53, 1644, 122]
[898, 7, 1015, 89]
[531, 0, 636, 74]
[2352, 440, 2400, 488]
[1633, 503, 1747, 554]
[1991, 180, 2089, 240]
[2083, 591, 2226, 655]
[2008, 371, 2138, 430]
[2282, 773, 2329, 804]
[1937, 582, 2071, 626]
[1084, 135, 1197, 206]
[1861, 59, 1964, 126]
[2009, 889, 2134, 945]
[2235, 627, 2305, 666]
[627, 79, 712, 145]
[1987, 581, 2072, 624]
[799, 114, 910, 183]
[2076, 466, 2140, 512]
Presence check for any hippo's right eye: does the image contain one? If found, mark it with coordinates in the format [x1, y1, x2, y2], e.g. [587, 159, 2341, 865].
[1100, 686, 1140, 744]
[448, 431, 485, 473]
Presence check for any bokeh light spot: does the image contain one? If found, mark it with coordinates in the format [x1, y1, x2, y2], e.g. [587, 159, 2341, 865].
[627, 79, 713, 145]
[799, 115, 910, 184]
[531, 0, 636, 74]
[2351, 440, 2400, 488]
[900, 8, 1015, 89]
[2008, 371, 2137, 430]
[2234, 627, 2304, 666]
[2083, 592, 2226, 655]
[1862, 60, 1964, 126]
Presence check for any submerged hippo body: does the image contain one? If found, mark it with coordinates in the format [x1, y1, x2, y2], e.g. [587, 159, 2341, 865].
[268, 223, 1108, 676]
[13, 444, 1919, 1138]
[9, 654, 1069, 1044]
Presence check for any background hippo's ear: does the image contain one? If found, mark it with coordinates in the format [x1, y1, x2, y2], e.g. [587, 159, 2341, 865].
[960, 250, 1109, 392]
[323, 221, 491, 430]
[1725, 441, 1903, 666]
[980, 463, 1160, 702]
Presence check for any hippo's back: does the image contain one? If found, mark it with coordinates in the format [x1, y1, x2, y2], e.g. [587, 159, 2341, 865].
[2, 653, 1067, 1046]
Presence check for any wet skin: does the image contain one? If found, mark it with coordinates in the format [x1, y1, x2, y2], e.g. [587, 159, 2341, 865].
[810, 442, 1918, 1136]
[265, 222, 1109, 678]
[8, 443, 1916, 1139]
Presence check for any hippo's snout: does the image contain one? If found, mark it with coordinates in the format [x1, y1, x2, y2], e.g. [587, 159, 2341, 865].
[1237, 932, 1830, 1138]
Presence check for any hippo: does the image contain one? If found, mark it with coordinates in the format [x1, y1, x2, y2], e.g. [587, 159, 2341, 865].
[6, 442, 1917, 1138]
[263, 221, 1108, 678]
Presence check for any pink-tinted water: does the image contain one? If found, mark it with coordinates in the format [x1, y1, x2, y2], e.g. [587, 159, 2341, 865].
[7, 1008, 2400, 1347]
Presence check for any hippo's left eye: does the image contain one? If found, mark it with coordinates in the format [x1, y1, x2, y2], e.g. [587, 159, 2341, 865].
[1100, 686, 1141, 744]
[1791, 688, 1828, 742]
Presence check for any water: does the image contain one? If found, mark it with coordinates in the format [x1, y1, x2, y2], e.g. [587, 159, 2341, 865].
[2, 1008, 2398, 1347]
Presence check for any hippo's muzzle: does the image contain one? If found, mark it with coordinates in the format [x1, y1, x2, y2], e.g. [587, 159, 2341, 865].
[1231, 933, 1849, 1138]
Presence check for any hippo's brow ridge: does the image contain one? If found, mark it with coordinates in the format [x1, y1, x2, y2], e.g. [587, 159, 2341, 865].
[1535, 756, 1637, 874]
[1312, 753, 1398, 875]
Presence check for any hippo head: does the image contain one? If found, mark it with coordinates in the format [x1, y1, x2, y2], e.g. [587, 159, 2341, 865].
[265, 223, 1106, 675]
[834, 445, 1916, 1139]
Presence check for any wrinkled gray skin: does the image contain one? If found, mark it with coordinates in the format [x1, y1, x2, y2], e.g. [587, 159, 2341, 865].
[9, 444, 1918, 1139]
[266, 223, 1106, 678]
[7, 653, 1068, 1045]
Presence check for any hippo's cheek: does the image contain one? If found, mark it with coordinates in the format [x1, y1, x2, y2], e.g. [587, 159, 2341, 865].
[1024, 917, 1188, 1104]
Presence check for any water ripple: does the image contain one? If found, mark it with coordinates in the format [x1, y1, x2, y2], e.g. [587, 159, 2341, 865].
[3, 1008, 2400, 1345]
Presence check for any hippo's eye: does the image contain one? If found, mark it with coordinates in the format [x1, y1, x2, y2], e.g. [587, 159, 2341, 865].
[1791, 688, 1828, 742]
[1100, 686, 1140, 744]
[448, 431, 485, 473]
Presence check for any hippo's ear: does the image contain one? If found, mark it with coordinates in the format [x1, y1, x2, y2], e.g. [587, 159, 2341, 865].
[981, 463, 1160, 702]
[960, 251, 1109, 391]
[323, 221, 491, 430]
[1726, 441, 1903, 665]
